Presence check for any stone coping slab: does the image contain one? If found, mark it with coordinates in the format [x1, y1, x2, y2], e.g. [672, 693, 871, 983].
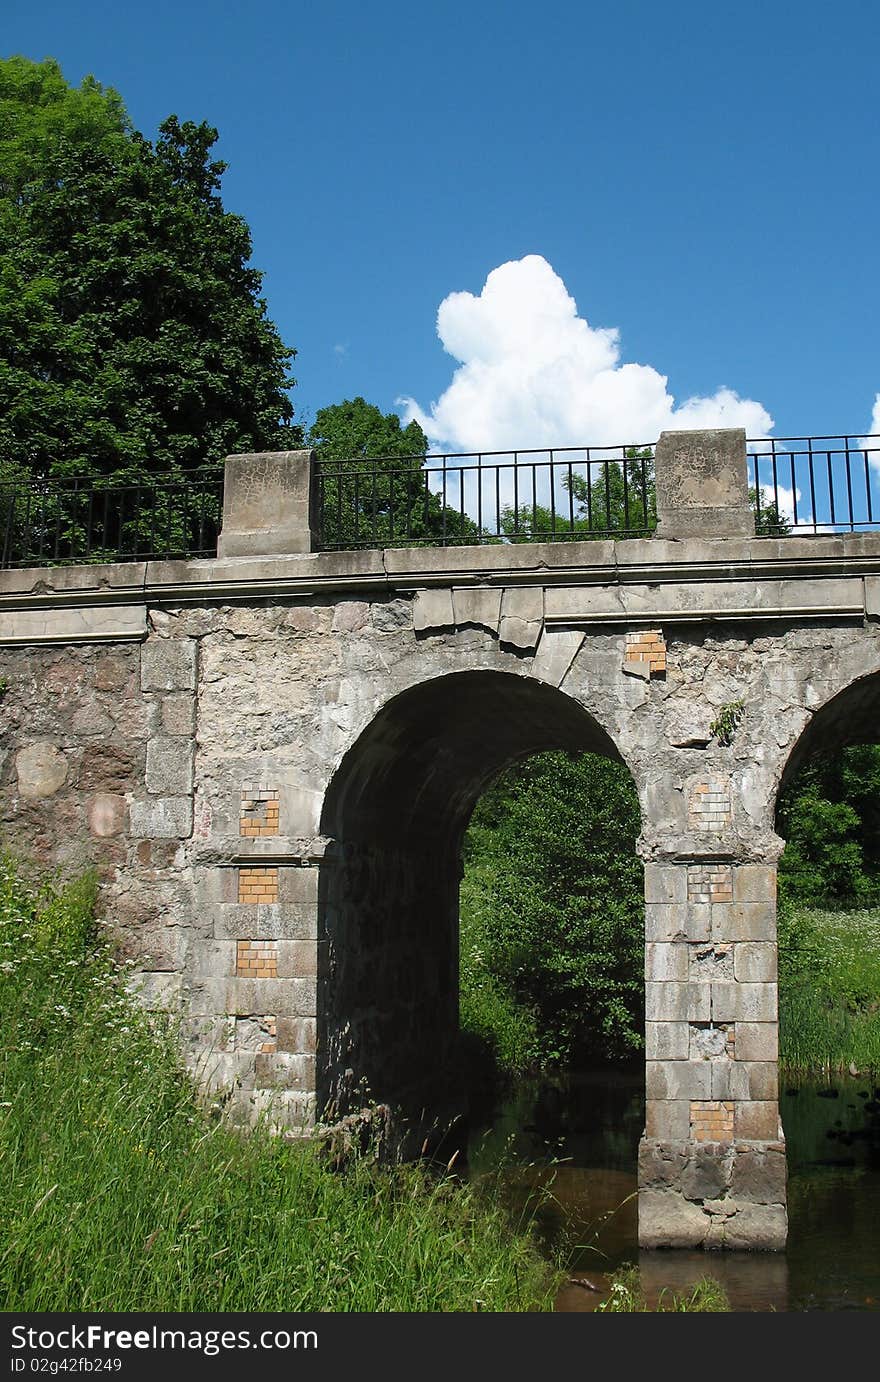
[1, 531, 880, 609]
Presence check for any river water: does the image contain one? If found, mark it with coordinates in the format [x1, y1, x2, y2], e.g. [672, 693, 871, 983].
[466, 1068, 880, 1311]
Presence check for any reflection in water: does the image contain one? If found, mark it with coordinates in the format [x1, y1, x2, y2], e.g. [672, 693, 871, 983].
[466, 1068, 880, 1312]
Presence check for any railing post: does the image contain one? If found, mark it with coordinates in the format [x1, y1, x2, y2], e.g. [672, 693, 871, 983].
[654, 428, 755, 539]
[216, 450, 318, 558]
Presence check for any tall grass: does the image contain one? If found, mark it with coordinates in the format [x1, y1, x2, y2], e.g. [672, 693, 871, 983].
[779, 906, 880, 1074]
[0, 857, 557, 1312]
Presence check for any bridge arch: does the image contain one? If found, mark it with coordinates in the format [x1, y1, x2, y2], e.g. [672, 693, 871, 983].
[316, 668, 637, 1126]
[776, 668, 880, 806]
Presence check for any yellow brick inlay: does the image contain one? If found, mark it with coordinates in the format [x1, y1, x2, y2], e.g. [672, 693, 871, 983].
[690, 1100, 734, 1142]
[688, 777, 732, 833]
[238, 867, 279, 905]
[624, 628, 666, 675]
[687, 863, 733, 903]
[240, 786, 280, 837]
[236, 939, 279, 979]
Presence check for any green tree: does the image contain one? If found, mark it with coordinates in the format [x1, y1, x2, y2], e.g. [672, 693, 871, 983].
[777, 745, 880, 904]
[0, 56, 130, 201]
[750, 489, 791, 536]
[460, 750, 644, 1067]
[308, 396, 480, 549]
[0, 57, 298, 491]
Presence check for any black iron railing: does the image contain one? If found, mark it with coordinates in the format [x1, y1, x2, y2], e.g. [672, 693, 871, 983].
[315, 443, 657, 550]
[1, 434, 879, 568]
[0, 469, 225, 569]
[748, 435, 880, 534]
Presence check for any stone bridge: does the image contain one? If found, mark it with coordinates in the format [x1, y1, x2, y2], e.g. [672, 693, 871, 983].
[3, 428, 880, 1252]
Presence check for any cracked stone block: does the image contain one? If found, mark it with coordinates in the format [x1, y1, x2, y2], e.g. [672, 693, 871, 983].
[680, 1145, 734, 1202]
[140, 639, 197, 691]
[646, 1021, 689, 1061]
[734, 1023, 778, 1062]
[452, 587, 502, 633]
[722, 1203, 787, 1251]
[731, 1146, 788, 1204]
[129, 796, 193, 839]
[498, 615, 542, 651]
[498, 587, 542, 650]
[146, 736, 194, 796]
[530, 628, 585, 687]
[412, 588, 455, 633]
[638, 1189, 711, 1248]
[637, 1140, 687, 1189]
[734, 942, 778, 982]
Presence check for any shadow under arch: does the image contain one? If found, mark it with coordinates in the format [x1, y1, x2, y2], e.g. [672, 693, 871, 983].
[776, 669, 880, 810]
[317, 668, 637, 1132]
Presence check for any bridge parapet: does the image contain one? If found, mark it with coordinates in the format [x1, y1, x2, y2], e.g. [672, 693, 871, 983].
[214, 427, 757, 557]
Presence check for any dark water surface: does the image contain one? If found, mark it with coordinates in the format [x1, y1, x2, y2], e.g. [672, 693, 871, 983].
[466, 1068, 880, 1311]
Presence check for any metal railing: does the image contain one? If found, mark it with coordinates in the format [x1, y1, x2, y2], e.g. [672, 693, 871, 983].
[748, 434, 880, 534]
[1, 433, 878, 568]
[0, 469, 224, 569]
[315, 443, 657, 550]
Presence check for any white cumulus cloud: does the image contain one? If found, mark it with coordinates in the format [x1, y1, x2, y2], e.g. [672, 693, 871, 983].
[864, 394, 880, 472]
[397, 255, 775, 452]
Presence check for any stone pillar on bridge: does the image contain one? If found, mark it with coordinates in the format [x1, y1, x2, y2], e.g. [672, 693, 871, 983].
[654, 428, 756, 539]
[639, 831, 786, 1249]
[217, 450, 318, 557]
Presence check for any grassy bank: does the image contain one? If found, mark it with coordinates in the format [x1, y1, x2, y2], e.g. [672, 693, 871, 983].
[778, 904, 880, 1075]
[0, 858, 557, 1312]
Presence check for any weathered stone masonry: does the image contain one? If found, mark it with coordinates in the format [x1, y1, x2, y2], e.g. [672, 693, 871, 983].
[3, 428, 880, 1251]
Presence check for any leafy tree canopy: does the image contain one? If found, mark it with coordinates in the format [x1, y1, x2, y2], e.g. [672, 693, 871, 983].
[308, 397, 479, 549]
[0, 56, 299, 484]
[778, 745, 880, 905]
[461, 750, 644, 1066]
[0, 56, 130, 202]
[308, 396, 427, 462]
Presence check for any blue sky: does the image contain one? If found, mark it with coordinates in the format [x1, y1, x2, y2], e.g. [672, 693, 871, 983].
[5, 0, 880, 451]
